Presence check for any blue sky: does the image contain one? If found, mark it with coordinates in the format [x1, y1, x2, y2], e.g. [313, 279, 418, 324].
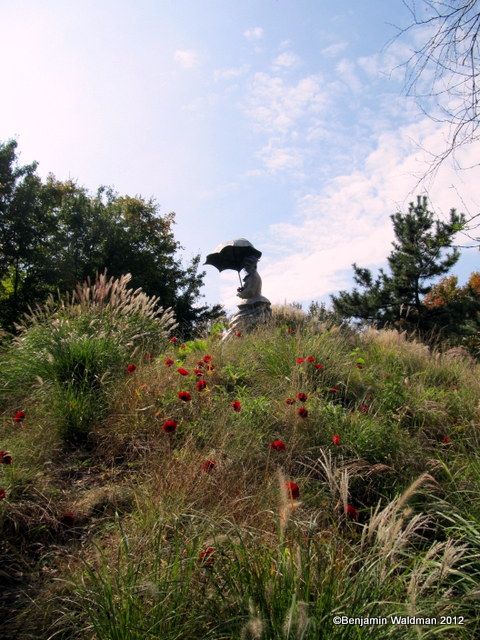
[1, 0, 479, 310]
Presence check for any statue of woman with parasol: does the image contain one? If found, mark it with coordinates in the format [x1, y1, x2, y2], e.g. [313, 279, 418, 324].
[204, 239, 272, 338]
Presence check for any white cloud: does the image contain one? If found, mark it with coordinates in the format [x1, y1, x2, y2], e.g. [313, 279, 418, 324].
[246, 72, 326, 135]
[272, 51, 300, 69]
[244, 26, 264, 41]
[213, 65, 249, 82]
[335, 59, 362, 93]
[173, 49, 199, 69]
[258, 143, 304, 174]
[321, 42, 347, 57]
[221, 117, 480, 307]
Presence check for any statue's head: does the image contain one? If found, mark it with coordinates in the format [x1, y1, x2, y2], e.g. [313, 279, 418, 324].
[242, 255, 258, 273]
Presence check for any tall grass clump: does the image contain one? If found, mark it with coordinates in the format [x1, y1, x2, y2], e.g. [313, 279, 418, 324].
[0, 272, 176, 443]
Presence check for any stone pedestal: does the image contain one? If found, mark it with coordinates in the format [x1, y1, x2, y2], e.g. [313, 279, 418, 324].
[223, 295, 272, 340]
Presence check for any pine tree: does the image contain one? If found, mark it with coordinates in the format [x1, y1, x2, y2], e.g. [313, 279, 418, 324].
[331, 196, 465, 329]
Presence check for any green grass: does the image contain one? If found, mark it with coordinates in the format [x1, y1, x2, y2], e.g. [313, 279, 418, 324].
[1, 313, 479, 639]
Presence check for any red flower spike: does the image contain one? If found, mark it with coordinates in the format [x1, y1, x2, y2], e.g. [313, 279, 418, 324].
[177, 367, 189, 376]
[231, 400, 241, 412]
[13, 410, 25, 423]
[295, 357, 305, 364]
[306, 356, 315, 363]
[345, 504, 359, 520]
[196, 379, 207, 391]
[169, 337, 178, 344]
[199, 546, 215, 566]
[178, 391, 191, 402]
[332, 434, 341, 446]
[0, 488, 6, 500]
[285, 481, 300, 500]
[297, 406, 308, 418]
[203, 355, 213, 363]
[162, 419, 178, 433]
[270, 439, 286, 452]
[442, 435, 451, 444]
[285, 398, 296, 405]
[201, 460, 215, 473]
[126, 364, 137, 374]
[60, 511, 76, 527]
[315, 364, 325, 370]
[296, 392, 308, 402]
[164, 357, 174, 367]
[359, 404, 369, 414]
[1, 453, 12, 465]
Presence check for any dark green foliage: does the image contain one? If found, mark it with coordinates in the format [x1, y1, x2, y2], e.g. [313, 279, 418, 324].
[331, 196, 465, 331]
[0, 140, 222, 334]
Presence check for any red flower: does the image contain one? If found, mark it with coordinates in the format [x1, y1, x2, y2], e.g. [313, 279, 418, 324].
[285, 398, 296, 405]
[0, 452, 12, 465]
[285, 481, 300, 499]
[162, 419, 178, 433]
[177, 367, 189, 376]
[315, 364, 325, 370]
[199, 546, 215, 566]
[296, 392, 308, 402]
[126, 363, 137, 374]
[345, 504, 359, 520]
[196, 379, 207, 391]
[295, 357, 305, 364]
[297, 406, 308, 418]
[270, 439, 286, 451]
[0, 488, 6, 501]
[13, 410, 25, 423]
[331, 434, 341, 446]
[201, 460, 216, 472]
[60, 511, 76, 527]
[356, 363, 364, 370]
[235, 331, 242, 337]
[203, 355, 213, 363]
[231, 400, 241, 412]
[194, 368, 203, 377]
[442, 435, 451, 444]
[306, 356, 315, 363]
[359, 403, 369, 414]
[197, 360, 205, 368]
[169, 337, 178, 344]
[178, 391, 191, 402]
[164, 357, 174, 367]
[328, 386, 339, 393]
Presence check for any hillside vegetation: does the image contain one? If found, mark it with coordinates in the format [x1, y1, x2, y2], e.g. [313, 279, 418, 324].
[1, 277, 479, 639]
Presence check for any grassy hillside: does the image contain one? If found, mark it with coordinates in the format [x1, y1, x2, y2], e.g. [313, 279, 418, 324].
[1, 282, 479, 639]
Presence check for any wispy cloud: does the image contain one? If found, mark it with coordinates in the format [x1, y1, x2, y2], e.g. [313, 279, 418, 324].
[321, 41, 348, 57]
[272, 51, 300, 69]
[244, 26, 264, 41]
[173, 49, 199, 69]
[213, 65, 249, 82]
